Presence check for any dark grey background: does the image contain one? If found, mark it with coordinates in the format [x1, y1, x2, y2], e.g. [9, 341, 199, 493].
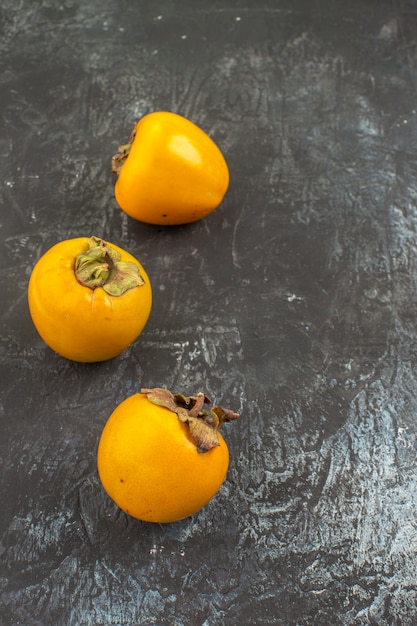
[2, 0, 417, 624]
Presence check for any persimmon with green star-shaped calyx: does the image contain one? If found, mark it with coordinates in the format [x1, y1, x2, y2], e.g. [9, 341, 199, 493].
[28, 236, 152, 362]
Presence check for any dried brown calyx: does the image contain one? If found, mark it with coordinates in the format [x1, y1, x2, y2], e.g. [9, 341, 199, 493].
[141, 387, 240, 453]
[111, 126, 136, 175]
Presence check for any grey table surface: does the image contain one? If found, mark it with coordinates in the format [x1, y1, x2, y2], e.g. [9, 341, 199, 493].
[2, 0, 417, 624]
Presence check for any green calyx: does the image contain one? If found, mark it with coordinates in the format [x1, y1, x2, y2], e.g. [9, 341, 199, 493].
[75, 236, 144, 296]
[141, 387, 240, 453]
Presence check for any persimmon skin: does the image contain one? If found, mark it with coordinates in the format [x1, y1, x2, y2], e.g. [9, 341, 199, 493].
[97, 393, 230, 523]
[114, 111, 230, 225]
[28, 238, 152, 362]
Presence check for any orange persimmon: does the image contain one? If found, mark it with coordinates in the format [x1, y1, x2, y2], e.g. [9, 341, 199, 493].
[97, 388, 239, 523]
[28, 236, 152, 362]
[112, 111, 229, 225]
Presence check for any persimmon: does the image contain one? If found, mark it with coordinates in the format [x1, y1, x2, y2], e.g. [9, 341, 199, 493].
[97, 388, 239, 523]
[112, 111, 229, 225]
[28, 236, 152, 362]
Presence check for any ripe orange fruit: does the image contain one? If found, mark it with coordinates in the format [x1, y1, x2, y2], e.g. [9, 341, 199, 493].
[28, 236, 152, 362]
[112, 111, 230, 225]
[97, 388, 239, 523]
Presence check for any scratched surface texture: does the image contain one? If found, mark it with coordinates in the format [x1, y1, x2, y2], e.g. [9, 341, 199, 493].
[2, 0, 417, 624]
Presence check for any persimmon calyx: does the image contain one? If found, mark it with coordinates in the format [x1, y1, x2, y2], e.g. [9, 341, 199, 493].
[141, 387, 240, 453]
[75, 236, 144, 296]
[111, 127, 136, 175]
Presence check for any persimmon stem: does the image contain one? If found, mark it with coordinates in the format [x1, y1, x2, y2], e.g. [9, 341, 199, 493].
[141, 387, 240, 453]
[75, 236, 144, 296]
[188, 392, 206, 417]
